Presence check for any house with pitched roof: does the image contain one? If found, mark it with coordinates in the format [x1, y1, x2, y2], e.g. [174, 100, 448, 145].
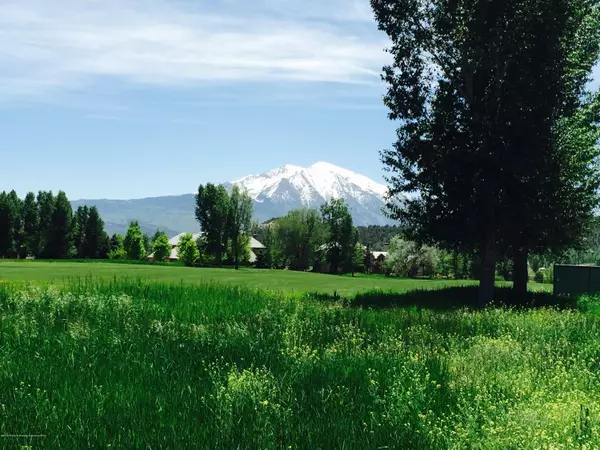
[148, 232, 265, 263]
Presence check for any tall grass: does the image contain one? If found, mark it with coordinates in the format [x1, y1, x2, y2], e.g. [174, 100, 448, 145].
[0, 280, 599, 448]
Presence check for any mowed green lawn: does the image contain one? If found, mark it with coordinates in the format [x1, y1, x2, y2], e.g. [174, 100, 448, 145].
[0, 260, 480, 296]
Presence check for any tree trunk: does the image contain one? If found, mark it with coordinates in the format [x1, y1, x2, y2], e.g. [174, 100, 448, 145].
[478, 226, 497, 307]
[512, 247, 528, 296]
[233, 234, 239, 270]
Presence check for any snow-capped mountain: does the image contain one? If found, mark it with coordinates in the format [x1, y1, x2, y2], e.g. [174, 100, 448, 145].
[73, 162, 394, 236]
[224, 162, 393, 225]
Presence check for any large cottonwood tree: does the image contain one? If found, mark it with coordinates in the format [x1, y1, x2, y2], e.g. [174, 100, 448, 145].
[372, 0, 600, 303]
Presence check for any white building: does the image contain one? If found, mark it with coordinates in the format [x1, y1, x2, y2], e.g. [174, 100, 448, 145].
[148, 233, 265, 263]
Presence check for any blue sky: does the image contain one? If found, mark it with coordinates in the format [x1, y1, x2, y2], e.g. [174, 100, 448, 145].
[1, 1, 598, 200]
[0, 0, 398, 200]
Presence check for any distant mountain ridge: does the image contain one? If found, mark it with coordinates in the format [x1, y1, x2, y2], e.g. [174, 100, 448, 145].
[72, 162, 393, 236]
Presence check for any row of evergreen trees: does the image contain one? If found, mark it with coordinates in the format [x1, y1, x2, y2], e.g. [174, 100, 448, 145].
[0, 190, 107, 259]
[0, 190, 156, 261]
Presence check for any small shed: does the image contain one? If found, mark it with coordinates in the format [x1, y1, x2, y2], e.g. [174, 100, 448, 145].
[554, 264, 600, 296]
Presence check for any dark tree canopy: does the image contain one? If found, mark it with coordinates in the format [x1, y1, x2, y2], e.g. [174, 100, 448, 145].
[0, 191, 21, 258]
[0, 191, 112, 261]
[37, 191, 55, 258]
[372, 0, 600, 303]
[83, 207, 106, 258]
[357, 225, 401, 250]
[47, 191, 73, 259]
[21, 192, 39, 258]
[73, 206, 90, 258]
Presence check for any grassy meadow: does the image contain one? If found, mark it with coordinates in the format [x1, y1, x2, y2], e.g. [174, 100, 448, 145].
[0, 260, 481, 296]
[0, 271, 599, 449]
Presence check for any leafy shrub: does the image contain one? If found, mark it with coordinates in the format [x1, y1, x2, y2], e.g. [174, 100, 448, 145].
[496, 259, 513, 281]
[108, 248, 127, 260]
[533, 270, 545, 283]
[578, 294, 600, 314]
[494, 275, 505, 282]
[385, 236, 439, 278]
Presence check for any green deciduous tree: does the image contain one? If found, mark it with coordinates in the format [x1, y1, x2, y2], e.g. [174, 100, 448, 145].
[385, 237, 420, 278]
[227, 185, 254, 270]
[152, 229, 163, 243]
[497, 6, 600, 295]
[227, 234, 251, 267]
[108, 234, 127, 260]
[110, 234, 124, 252]
[363, 244, 375, 274]
[124, 221, 146, 260]
[255, 226, 275, 269]
[385, 236, 439, 278]
[372, 0, 600, 304]
[178, 233, 200, 267]
[142, 233, 153, 258]
[436, 250, 453, 278]
[152, 231, 172, 262]
[346, 227, 360, 275]
[274, 208, 325, 271]
[321, 199, 355, 274]
[352, 242, 365, 275]
[195, 183, 230, 266]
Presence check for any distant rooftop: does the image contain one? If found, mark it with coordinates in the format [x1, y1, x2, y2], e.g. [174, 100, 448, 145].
[168, 233, 264, 249]
[168, 232, 202, 246]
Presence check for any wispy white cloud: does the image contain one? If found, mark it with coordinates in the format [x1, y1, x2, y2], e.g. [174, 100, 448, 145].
[0, 0, 389, 101]
[85, 113, 137, 122]
[222, 0, 375, 23]
[178, 81, 386, 111]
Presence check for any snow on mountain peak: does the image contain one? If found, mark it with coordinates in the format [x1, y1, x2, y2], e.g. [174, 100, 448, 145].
[306, 161, 388, 199]
[233, 162, 388, 203]
[227, 162, 392, 225]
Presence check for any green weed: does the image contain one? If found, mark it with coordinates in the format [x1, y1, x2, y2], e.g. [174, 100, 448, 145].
[0, 280, 598, 448]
